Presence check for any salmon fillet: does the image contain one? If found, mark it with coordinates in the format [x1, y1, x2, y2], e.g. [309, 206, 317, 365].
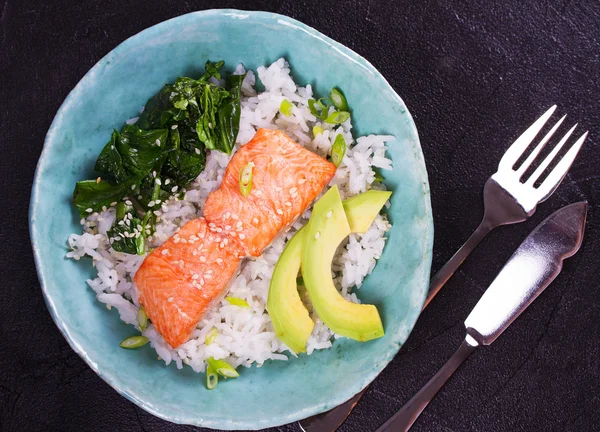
[134, 218, 245, 348]
[204, 128, 337, 256]
[134, 129, 336, 348]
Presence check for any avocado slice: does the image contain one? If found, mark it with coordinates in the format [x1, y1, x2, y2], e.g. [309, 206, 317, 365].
[343, 190, 392, 233]
[267, 226, 314, 353]
[268, 187, 390, 352]
[302, 185, 384, 342]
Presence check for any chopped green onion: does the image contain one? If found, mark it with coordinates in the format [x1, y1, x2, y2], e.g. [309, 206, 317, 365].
[135, 234, 145, 255]
[308, 98, 329, 120]
[374, 172, 384, 183]
[205, 326, 218, 346]
[331, 134, 346, 167]
[280, 99, 293, 117]
[206, 365, 219, 390]
[239, 163, 253, 197]
[312, 125, 324, 136]
[137, 307, 148, 331]
[207, 357, 239, 378]
[330, 88, 348, 111]
[119, 335, 149, 349]
[324, 111, 350, 125]
[226, 297, 251, 308]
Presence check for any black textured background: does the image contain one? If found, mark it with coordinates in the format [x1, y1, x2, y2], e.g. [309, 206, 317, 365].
[2, 1, 600, 431]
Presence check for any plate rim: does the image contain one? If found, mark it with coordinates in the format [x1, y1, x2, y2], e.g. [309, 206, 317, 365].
[29, 8, 433, 429]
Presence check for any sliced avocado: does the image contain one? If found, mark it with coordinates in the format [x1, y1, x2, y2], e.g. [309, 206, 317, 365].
[302, 185, 384, 342]
[268, 187, 391, 352]
[343, 190, 392, 233]
[267, 227, 313, 353]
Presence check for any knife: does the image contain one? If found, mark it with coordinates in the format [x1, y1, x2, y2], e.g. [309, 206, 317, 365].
[375, 201, 587, 432]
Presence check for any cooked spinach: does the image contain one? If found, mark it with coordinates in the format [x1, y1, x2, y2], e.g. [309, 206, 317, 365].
[72, 60, 245, 224]
[108, 217, 144, 255]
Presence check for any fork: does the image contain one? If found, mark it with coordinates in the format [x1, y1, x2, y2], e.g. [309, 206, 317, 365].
[298, 105, 587, 432]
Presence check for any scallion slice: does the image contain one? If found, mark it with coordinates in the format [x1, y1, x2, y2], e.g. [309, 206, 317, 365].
[331, 134, 346, 167]
[312, 125, 324, 136]
[120, 335, 149, 349]
[280, 99, 293, 117]
[330, 88, 348, 111]
[239, 163, 253, 197]
[205, 326, 218, 346]
[206, 364, 218, 390]
[324, 111, 350, 125]
[226, 297, 251, 308]
[137, 307, 148, 332]
[374, 172, 384, 183]
[135, 234, 145, 256]
[207, 357, 240, 378]
[308, 98, 329, 120]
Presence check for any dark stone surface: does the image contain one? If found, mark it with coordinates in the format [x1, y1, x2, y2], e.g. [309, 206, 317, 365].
[1, 0, 599, 431]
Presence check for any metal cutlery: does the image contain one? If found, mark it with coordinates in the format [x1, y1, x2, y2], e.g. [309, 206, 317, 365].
[299, 106, 587, 432]
[376, 201, 588, 431]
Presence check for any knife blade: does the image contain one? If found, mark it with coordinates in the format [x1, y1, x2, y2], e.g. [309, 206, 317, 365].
[375, 201, 587, 432]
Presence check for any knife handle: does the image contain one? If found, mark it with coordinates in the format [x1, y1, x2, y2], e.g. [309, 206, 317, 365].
[376, 336, 479, 432]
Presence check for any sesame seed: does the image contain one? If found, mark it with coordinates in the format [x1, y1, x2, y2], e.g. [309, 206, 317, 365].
[223, 238, 229, 246]
[137, 224, 143, 231]
[168, 297, 174, 302]
[86, 208, 93, 213]
[205, 269, 213, 274]
[148, 201, 155, 207]
[155, 139, 160, 146]
[239, 233, 246, 240]
[277, 209, 283, 215]
[195, 148, 201, 154]
[171, 186, 178, 193]
[225, 225, 231, 230]
[152, 171, 157, 178]
[216, 227, 222, 233]
[165, 179, 171, 185]
[231, 213, 239, 220]
[131, 185, 136, 190]
[138, 195, 143, 200]
[125, 219, 131, 226]
[111, 145, 115, 150]
[216, 258, 223, 264]
[255, 190, 262, 195]
[230, 232, 236, 237]
[192, 250, 197, 256]
[199, 256, 206, 262]
[209, 222, 216, 228]
[96, 177, 101, 184]
[118, 220, 125, 226]
[155, 178, 162, 186]
[155, 199, 161, 204]
[291, 192, 298, 198]
[214, 237, 221, 243]
[298, 179, 306, 184]
[236, 221, 243, 228]
[326, 211, 333, 218]
[289, 187, 297, 193]
[125, 200, 133, 206]
[252, 217, 259, 224]
[171, 124, 178, 129]
[224, 212, 231, 218]
[219, 241, 226, 248]
[285, 202, 292, 207]
[192, 274, 199, 280]
[110, 201, 117, 206]
[275, 187, 282, 192]
[315, 232, 321, 239]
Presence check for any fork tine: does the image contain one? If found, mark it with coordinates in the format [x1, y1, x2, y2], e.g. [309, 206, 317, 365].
[525, 123, 577, 187]
[498, 105, 557, 172]
[535, 131, 588, 203]
[515, 115, 566, 178]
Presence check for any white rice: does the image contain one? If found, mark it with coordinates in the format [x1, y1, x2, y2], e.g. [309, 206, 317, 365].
[66, 58, 394, 372]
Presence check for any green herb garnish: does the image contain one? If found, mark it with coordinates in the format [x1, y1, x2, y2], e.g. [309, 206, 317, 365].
[312, 125, 324, 136]
[206, 364, 219, 390]
[330, 88, 348, 111]
[331, 134, 346, 167]
[324, 111, 350, 125]
[207, 357, 239, 378]
[137, 307, 148, 332]
[205, 327, 218, 346]
[120, 335, 149, 349]
[308, 98, 329, 120]
[280, 99, 293, 117]
[226, 297, 251, 308]
[238, 163, 253, 197]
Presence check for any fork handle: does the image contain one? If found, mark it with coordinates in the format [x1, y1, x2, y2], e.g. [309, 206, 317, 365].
[375, 336, 479, 432]
[424, 220, 494, 309]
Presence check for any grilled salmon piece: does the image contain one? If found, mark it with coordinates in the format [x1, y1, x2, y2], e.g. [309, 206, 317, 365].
[134, 217, 245, 348]
[203, 128, 336, 257]
[135, 129, 336, 348]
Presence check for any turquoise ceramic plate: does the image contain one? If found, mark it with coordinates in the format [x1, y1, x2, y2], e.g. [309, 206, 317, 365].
[30, 9, 432, 430]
